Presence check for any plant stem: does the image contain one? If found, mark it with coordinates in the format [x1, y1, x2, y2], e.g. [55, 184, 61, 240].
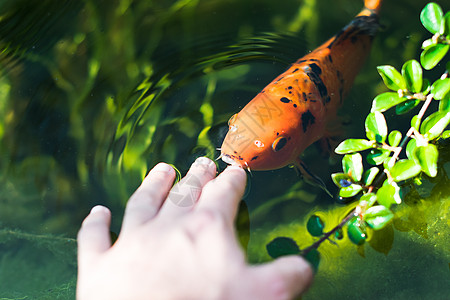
[301, 208, 357, 256]
[390, 93, 434, 162]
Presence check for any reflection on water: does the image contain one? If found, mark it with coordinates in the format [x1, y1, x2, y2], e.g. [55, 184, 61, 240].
[0, 0, 449, 298]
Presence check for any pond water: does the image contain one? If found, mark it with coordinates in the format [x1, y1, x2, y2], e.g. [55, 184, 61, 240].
[0, 0, 449, 299]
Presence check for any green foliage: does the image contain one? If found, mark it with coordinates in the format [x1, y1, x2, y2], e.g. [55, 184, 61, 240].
[306, 215, 325, 237]
[420, 2, 443, 34]
[267, 2, 450, 260]
[347, 217, 367, 245]
[365, 111, 388, 143]
[402, 60, 423, 93]
[371, 92, 405, 112]
[332, 2, 449, 242]
[266, 237, 300, 258]
[420, 3, 450, 69]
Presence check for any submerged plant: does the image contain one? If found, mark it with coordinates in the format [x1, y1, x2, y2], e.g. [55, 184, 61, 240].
[266, 2, 450, 265]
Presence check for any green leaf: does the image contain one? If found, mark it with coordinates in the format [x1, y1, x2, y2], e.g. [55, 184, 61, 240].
[389, 159, 421, 182]
[376, 181, 401, 208]
[302, 249, 320, 273]
[440, 98, 450, 112]
[422, 38, 434, 49]
[420, 111, 450, 140]
[396, 99, 421, 115]
[266, 237, 300, 259]
[306, 215, 325, 237]
[364, 205, 394, 230]
[342, 153, 363, 181]
[365, 111, 388, 143]
[335, 139, 374, 154]
[359, 192, 377, 206]
[347, 217, 366, 245]
[388, 130, 402, 147]
[339, 184, 362, 198]
[411, 115, 421, 131]
[402, 60, 423, 93]
[371, 92, 405, 112]
[367, 148, 391, 165]
[331, 173, 352, 188]
[414, 144, 438, 177]
[420, 44, 450, 70]
[439, 11, 450, 35]
[421, 78, 431, 94]
[406, 138, 417, 160]
[335, 228, 344, 240]
[362, 167, 380, 186]
[441, 130, 450, 139]
[420, 2, 443, 34]
[376, 65, 406, 91]
[431, 78, 450, 100]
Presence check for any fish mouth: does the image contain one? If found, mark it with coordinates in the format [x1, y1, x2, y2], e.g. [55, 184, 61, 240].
[221, 154, 241, 167]
[221, 154, 251, 173]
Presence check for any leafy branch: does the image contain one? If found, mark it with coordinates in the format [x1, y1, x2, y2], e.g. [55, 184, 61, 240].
[266, 2, 450, 264]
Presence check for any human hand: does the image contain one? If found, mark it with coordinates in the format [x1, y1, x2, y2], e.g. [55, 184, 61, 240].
[77, 157, 313, 300]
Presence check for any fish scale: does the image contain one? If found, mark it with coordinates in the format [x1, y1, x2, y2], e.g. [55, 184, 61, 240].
[221, 0, 382, 178]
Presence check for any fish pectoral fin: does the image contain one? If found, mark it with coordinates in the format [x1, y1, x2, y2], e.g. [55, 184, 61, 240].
[294, 158, 333, 198]
[317, 116, 349, 157]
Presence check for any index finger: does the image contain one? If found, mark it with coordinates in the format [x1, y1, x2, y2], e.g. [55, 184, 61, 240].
[194, 166, 247, 224]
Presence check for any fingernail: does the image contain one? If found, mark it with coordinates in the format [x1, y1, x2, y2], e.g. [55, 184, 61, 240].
[226, 165, 244, 172]
[153, 163, 173, 173]
[193, 156, 213, 167]
[90, 205, 109, 215]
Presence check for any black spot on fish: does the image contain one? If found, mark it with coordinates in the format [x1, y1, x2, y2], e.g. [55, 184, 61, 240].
[305, 67, 329, 105]
[274, 76, 284, 83]
[309, 58, 319, 62]
[326, 15, 379, 50]
[309, 63, 322, 75]
[292, 68, 299, 73]
[302, 92, 307, 102]
[288, 86, 293, 89]
[293, 104, 297, 108]
[301, 110, 315, 133]
[327, 55, 333, 63]
[327, 28, 345, 49]
[234, 151, 238, 154]
[296, 59, 307, 63]
[280, 97, 291, 103]
[251, 156, 259, 161]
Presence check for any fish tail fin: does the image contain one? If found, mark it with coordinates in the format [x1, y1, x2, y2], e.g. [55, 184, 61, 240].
[359, 0, 382, 17]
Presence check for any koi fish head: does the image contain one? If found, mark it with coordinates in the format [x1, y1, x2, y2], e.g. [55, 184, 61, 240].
[220, 112, 302, 171]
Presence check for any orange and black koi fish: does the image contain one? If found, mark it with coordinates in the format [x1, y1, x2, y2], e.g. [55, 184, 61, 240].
[220, 0, 382, 189]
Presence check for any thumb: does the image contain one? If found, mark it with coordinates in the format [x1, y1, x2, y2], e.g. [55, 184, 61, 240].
[249, 255, 314, 300]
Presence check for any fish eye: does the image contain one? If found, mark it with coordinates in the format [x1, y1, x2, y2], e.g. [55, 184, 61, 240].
[228, 113, 238, 126]
[272, 136, 288, 152]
